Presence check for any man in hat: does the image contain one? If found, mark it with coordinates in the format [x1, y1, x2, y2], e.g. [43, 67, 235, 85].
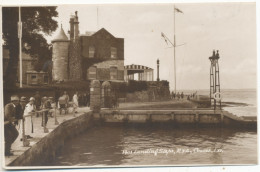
[63, 91, 69, 107]
[41, 96, 51, 127]
[4, 95, 19, 156]
[15, 97, 26, 139]
[48, 97, 55, 117]
[15, 97, 26, 128]
[24, 97, 36, 138]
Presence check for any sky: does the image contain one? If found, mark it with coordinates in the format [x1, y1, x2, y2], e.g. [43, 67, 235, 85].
[45, 3, 256, 90]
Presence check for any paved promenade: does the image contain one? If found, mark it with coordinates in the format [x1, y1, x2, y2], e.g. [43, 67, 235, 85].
[118, 99, 197, 110]
[5, 106, 90, 166]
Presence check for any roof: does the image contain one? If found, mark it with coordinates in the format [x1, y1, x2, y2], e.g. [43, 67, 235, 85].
[80, 28, 122, 39]
[51, 27, 69, 42]
[80, 31, 96, 36]
[92, 28, 115, 39]
[125, 64, 153, 70]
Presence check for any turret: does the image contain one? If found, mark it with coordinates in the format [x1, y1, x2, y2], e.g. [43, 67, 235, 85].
[51, 25, 70, 82]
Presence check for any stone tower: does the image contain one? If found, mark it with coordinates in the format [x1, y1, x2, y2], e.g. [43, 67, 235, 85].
[51, 25, 70, 82]
[69, 11, 82, 81]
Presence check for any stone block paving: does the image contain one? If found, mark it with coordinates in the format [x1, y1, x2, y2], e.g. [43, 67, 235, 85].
[5, 106, 91, 166]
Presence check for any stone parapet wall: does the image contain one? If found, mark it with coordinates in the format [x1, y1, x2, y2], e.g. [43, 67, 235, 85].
[125, 81, 170, 102]
[8, 112, 93, 166]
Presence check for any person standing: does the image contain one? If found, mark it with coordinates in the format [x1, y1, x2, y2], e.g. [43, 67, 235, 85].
[48, 97, 56, 117]
[41, 97, 51, 127]
[15, 97, 25, 130]
[4, 95, 19, 156]
[34, 91, 41, 109]
[82, 93, 87, 106]
[86, 92, 90, 107]
[73, 92, 79, 113]
[23, 97, 36, 138]
[63, 91, 69, 108]
[181, 92, 184, 99]
[177, 92, 180, 100]
[15, 96, 27, 141]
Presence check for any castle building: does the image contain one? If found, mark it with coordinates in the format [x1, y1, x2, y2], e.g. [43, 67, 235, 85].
[51, 11, 124, 83]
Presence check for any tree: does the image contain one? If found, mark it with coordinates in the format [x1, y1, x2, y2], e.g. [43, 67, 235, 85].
[2, 7, 58, 88]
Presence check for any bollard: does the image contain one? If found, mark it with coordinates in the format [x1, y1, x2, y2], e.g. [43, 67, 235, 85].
[22, 118, 30, 147]
[73, 104, 76, 117]
[54, 107, 59, 125]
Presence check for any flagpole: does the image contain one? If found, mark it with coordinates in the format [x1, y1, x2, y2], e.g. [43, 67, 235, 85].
[19, 6, 23, 88]
[173, 5, 176, 94]
[97, 6, 99, 30]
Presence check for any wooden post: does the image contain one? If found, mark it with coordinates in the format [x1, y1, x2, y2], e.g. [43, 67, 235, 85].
[54, 107, 59, 125]
[73, 104, 76, 117]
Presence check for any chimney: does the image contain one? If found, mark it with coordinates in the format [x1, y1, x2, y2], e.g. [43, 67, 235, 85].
[74, 11, 79, 39]
[69, 14, 75, 40]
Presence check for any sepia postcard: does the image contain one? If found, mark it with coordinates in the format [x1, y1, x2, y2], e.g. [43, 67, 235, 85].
[0, 1, 259, 172]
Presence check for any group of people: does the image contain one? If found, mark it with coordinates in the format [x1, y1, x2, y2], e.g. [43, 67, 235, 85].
[171, 91, 197, 100]
[171, 92, 184, 100]
[4, 93, 53, 156]
[57, 91, 90, 114]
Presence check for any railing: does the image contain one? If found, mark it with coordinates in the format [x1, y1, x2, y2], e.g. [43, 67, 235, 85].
[4, 107, 60, 147]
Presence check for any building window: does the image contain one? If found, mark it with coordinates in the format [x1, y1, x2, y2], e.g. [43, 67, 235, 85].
[111, 47, 117, 59]
[89, 46, 95, 58]
[88, 66, 97, 79]
[31, 75, 36, 79]
[110, 67, 117, 80]
[44, 75, 49, 84]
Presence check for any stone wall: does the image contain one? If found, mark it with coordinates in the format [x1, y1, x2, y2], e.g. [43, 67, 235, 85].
[125, 81, 171, 102]
[18, 59, 37, 84]
[69, 39, 82, 80]
[52, 41, 69, 81]
[8, 112, 93, 166]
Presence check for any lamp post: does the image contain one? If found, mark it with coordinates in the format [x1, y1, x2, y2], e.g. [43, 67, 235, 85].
[157, 59, 160, 81]
[18, 6, 23, 88]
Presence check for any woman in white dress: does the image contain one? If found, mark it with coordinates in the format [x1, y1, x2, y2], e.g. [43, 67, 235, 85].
[23, 97, 36, 138]
[73, 92, 79, 113]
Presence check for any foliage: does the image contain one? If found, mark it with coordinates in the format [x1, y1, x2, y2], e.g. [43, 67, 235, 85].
[2, 7, 58, 87]
[127, 80, 148, 93]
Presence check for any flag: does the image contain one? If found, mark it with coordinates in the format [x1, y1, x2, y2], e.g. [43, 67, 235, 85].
[175, 7, 183, 13]
[161, 32, 168, 45]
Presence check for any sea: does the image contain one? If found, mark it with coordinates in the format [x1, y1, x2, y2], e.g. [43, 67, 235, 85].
[49, 89, 258, 166]
[197, 89, 257, 117]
